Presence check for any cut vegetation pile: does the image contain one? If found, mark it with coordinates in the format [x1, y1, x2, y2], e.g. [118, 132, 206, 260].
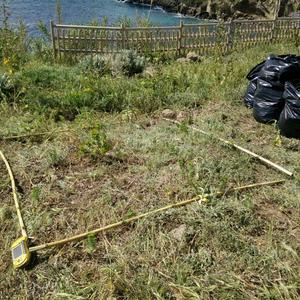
[0, 33, 300, 299]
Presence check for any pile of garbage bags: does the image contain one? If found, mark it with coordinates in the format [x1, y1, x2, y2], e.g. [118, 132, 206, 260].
[244, 54, 300, 138]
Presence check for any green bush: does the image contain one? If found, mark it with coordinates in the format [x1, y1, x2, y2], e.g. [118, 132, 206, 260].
[78, 54, 110, 76]
[112, 50, 146, 77]
[31, 39, 53, 63]
[78, 51, 146, 77]
[30, 21, 53, 63]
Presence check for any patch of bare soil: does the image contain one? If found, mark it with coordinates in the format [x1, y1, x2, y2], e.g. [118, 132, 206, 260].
[253, 200, 300, 250]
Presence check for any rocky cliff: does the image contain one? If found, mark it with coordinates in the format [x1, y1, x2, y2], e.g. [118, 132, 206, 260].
[125, 0, 300, 20]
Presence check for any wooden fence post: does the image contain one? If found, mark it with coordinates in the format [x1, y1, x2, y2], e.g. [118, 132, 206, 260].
[57, 26, 62, 60]
[226, 19, 235, 53]
[271, 18, 277, 43]
[178, 21, 184, 56]
[121, 23, 126, 51]
[50, 20, 57, 60]
[295, 18, 300, 46]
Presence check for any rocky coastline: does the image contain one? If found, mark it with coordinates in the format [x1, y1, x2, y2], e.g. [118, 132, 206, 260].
[123, 0, 300, 20]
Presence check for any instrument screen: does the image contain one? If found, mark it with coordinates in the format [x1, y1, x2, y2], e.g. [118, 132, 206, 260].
[12, 241, 24, 260]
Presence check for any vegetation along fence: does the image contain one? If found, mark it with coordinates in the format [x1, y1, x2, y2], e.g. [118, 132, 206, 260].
[51, 17, 300, 59]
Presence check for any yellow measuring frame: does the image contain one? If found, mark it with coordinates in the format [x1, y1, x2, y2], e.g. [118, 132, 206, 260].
[0, 146, 288, 268]
[28, 179, 285, 253]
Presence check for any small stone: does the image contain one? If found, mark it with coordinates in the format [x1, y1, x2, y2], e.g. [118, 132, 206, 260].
[177, 111, 189, 122]
[162, 109, 176, 119]
[186, 52, 201, 62]
[169, 224, 186, 242]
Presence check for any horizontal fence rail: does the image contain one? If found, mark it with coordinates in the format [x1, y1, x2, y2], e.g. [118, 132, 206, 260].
[51, 17, 300, 59]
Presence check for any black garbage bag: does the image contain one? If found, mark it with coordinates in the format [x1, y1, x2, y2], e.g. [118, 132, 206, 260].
[244, 81, 257, 108]
[291, 79, 300, 89]
[244, 60, 266, 108]
[246, 60, 266, 81]
[278, 82, 300, 138]
[259, 54, 300, 87]
[253, 78, 285, 123]
[244, 54, 300, 109]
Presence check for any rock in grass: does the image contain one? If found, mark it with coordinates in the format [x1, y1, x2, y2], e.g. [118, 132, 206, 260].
[186, 52, 201, 62]
[177, 111, 189, 122]
[169, 224, 186, 242]
[162, 109, 177, 119]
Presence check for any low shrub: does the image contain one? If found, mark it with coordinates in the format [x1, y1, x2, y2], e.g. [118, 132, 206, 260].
[111, 50, 146, 77]
[78, 54, 111, 76]
[78, 50, 146, 77]
[7, 43, 299, 118]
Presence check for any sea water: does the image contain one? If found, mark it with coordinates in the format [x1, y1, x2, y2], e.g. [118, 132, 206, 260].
[4, 0, 200, 35]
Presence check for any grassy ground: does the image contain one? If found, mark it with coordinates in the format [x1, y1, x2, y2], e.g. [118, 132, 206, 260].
[0, 44, 300, 299]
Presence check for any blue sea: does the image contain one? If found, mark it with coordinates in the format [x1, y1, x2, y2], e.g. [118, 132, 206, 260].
[4, 0, 200, 35]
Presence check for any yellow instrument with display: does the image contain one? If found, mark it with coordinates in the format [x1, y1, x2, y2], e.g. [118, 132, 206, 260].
[11, 236, 31, 269]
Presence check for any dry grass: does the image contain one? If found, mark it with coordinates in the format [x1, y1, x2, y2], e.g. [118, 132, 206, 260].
[0, 98, 299, 299]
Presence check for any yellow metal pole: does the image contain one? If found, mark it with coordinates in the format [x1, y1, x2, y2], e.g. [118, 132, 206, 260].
[0, 150, 28, 238]
[29, 179, 285, 252]
[164, 118, 293, 177]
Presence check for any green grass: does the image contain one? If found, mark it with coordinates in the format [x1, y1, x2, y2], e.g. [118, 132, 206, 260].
[3, 43, 298, 117]
[0, 43, 300, 299]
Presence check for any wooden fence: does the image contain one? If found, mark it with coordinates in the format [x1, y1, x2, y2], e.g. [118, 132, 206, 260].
[51, 17, 300, 59]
